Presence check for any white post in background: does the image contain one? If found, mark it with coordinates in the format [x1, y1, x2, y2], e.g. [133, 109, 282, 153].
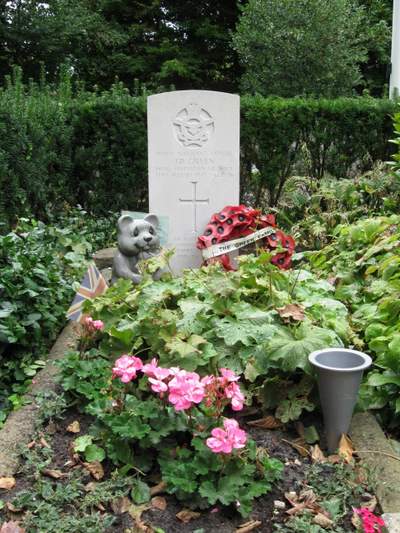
[390, 0, 400, 98]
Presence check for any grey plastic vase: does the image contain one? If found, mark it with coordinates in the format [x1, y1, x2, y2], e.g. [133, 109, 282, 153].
[309, 348, 372, 453]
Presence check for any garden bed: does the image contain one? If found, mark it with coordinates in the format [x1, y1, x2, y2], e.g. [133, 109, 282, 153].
[0, 401, 378, 533]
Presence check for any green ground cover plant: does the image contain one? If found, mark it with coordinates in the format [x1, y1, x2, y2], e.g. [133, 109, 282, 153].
[304, 214, 400, 429]
[82, 253, 352, 424]
[277, 165, 400, 249]
[0, 208, 116, 421]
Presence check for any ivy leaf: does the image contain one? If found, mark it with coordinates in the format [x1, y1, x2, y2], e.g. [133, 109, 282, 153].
[131, 479, 151, 504]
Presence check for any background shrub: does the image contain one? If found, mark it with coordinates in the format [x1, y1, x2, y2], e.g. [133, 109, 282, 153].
[0, 74, 396, 231]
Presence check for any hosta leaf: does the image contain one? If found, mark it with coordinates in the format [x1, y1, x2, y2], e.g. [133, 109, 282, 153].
[368, 372, 400, 388]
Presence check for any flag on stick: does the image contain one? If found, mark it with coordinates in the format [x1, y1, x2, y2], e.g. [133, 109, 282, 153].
[66, 262, 108, 323]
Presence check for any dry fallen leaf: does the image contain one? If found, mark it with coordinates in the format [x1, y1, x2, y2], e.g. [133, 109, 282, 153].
[0, 522, 25, 533]
[39, 437, 50, 449]
[42, 469, 67, 480]
[311, 444, 327, 463]
[66, 421, 80, 434]
[287, 437, 310, 457]
[247, 415, 282, 429]
[84, 482, 97, 492]
[338, 434, 354, 463]
[83, 461, 104, 480]
[27, 441, 35, 449]
[111, 496, 131, 515]
[149, 481, 167, 496]
[151, 496, 167, 511]
[327, 454, 342, 464]
[5, 502, 22, 513]
[0, 478, 16, 490]
[235, 520, 262, 532]
[176, 509, 201, 523]
[128, 503, 152, 532]
[313, 513, 333, 528]
[96, 503, 106, 512]
[277, 304, 305, 322]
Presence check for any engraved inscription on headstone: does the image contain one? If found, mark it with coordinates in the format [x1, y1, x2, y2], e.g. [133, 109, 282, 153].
[148, 90, 240, 273]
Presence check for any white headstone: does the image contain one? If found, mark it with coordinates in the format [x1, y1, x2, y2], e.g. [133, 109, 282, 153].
[148, 90, 240, 273]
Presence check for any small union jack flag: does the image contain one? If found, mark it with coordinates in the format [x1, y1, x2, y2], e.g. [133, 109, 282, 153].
[66, 262, 108, 323]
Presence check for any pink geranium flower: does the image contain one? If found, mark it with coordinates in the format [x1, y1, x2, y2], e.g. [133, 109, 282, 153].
[83, 316, 104, 332]
[354, 508, 386, 533]
[142, 358, 171, 380]
[168, 369, 205, 411]
[223, 418, 247, 448]
[219, 368, 239, 382]
[112, 355, 143, 383]
[148, 377, 169, 393]
[206, 427, 234, 453]
[225, 382, 245, 411]
[206, 418, 247, 454]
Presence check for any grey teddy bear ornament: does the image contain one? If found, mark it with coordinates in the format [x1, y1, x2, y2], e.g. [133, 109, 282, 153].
[112, 213, 163, 284]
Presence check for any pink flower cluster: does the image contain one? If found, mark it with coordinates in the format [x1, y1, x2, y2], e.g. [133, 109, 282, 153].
[142, 359, 206, 410]
[354, 508, 385, 533]
[112, 355, 143, 383]
[113, 357, 245, 414]
[206, 418, 247, 454]
[83, 316, 104, 332]
[111, 356, 248, 455]
[202, 368, 245, 412]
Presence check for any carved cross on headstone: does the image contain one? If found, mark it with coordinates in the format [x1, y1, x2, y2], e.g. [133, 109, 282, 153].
[179, 181, 209, 233]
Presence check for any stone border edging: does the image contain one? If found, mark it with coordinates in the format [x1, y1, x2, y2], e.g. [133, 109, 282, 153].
[350, 412, 400, 519]
[0, 322, 80, 476]
[93, 247, 115, 270]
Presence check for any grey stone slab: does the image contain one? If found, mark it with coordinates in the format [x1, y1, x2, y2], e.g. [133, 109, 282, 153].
[148, 90, 240, 274]
[93, 247, 116, 269]
[350, 412, 400, 513]
[383, 514, 400, 533]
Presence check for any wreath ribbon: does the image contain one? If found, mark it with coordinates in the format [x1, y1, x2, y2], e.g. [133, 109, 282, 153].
[201, 227, 276, 260]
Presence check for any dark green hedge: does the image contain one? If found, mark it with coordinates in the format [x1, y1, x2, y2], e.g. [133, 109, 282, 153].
[0, 92, 396, 230]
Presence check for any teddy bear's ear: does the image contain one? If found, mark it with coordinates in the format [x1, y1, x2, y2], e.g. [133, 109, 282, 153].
[117, 214, 134, 232]
[144, 213, 159, 229]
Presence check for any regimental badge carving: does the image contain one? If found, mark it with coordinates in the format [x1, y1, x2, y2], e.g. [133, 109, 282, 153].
[173, 103, 214, 148]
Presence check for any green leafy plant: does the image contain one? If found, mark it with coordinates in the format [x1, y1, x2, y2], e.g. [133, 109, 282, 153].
[0, 209, 116, 422]
[304, 214, 400, 428]
[59, 346, 283, 517]
[83, 254, 349, 422]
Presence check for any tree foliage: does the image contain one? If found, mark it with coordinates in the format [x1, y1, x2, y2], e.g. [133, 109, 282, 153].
[232, 0, 368, 97]
[0, 0, 243, 91]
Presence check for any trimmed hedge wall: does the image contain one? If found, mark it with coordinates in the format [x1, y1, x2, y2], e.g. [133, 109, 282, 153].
[0, 91, 396, 230]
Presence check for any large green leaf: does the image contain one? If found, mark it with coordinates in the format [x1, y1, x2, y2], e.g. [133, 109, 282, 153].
[265, 323, 341, 372]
